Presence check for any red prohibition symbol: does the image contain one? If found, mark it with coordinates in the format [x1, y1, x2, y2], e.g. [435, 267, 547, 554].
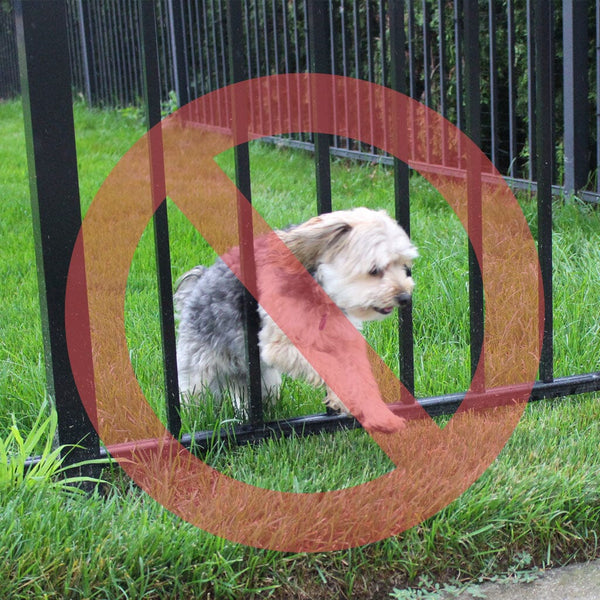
[66, 75, 542, 552]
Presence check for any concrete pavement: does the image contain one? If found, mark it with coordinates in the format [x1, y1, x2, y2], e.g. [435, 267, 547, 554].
[442, 559, 600, 599]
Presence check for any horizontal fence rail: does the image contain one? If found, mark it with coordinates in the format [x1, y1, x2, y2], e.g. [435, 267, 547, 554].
[12, 0, 600, 471]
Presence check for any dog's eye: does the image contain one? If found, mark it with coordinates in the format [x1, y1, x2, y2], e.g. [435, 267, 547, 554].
[369, 266, 383, 277]
[404, 266, 412, 277]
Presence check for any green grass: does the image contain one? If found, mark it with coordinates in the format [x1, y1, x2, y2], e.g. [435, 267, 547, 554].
[1, 98, 599, 599]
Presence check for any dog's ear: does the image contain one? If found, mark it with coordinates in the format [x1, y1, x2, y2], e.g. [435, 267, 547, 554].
[173, 265, 206, 315]
[277, 216, 352, 271]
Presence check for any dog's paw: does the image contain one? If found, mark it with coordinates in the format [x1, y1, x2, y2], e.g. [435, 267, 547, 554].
[360, 410, 406, 434]
[325, 389, 406, 433]
[324, 390, 350, 415]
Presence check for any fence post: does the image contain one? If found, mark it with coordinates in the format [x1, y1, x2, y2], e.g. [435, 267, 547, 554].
[463, 0, 484, 387]
[534, 0, 554, 382]
[597, 0, 600, 194]
[307, 0, 333, 215]
[563, 0, 589, 194]
[15, 0, 100, 472]
[389, 0, 415, 400]
[139, 0, 182, 436]
[227, 0, 265, 427]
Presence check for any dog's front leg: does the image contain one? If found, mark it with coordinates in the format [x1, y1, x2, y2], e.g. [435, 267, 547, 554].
[260, 317, 405, 433]
[259, 317, 326, 388]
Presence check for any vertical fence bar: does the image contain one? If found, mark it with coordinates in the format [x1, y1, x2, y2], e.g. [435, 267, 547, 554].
[437, 0, 449, 166]
[352, 0, 361, 82]
[206, 0, 217, 119]
[217, 0, 229, 115]
[200, 1, 214, 125]
[262, 0, 270, 78]
[463, 0, 484, 386]
[526, 0, 537, 182]
[408, 0, 418, 161]
[0, 5, 20, 98]
[167, 0, 191, 107]
[273, 0, 283, 130]
[307, 0, 335, 415]
[421, 0, 431, 108]
[340, 0, 351, 151]
[134, 1, 147, 106]
[281, 0, 293, 132]
[106, 1, 118, 103]
[328, 0, 339, 149]
[597, 0, 600, 194]
[15, 0, 100, 471]
[139, 0, 182, 436]
[488, 0, 498, 167]
[228, 0, 264, 427]
[77, 0, 97, 105]
[65, 1, 81, 94]
[106, 1, 119, 102]
[251, 1, 264, 132]
[389, 0, 415, 400]
[119, 1, 132, 105]
[534, 0, 554, 382]
[124, 0, 140, 106]
[291, 0, 301, 77]
[307, 0, 333, 214]
[116, 0, 134, 105]
[365, 0, 375, 153]
[77, 0, 98, 106]
[273, 0, 281, 77]
[351, 0, 361, 151]
[244, 2, 257, 125]
[302, 0, 310, 75]
[93, 4, 107, 103]
[187, 1, 198, 102]
[422, 0, 432, 163]
[563, 0, 589, 194]
[104, 1, 118, 104]
[261, 0, 273, 133]
[407, 0, 416, 100]
[379, 0, 388, 152]
[437, 0, 447, 119]
[192, 0, 204, 104]
[208, 0, 220, 119]
[507, 0, 517, 178]
[453, 0, 463, 136]
[379, 0, 387, 88]
[155, 1, 170, 101]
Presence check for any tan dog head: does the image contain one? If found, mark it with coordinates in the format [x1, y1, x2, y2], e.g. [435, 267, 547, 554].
[279, 207, 418, 324]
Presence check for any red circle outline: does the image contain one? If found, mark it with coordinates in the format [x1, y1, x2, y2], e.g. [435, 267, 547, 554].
[66, 74, 542, 552]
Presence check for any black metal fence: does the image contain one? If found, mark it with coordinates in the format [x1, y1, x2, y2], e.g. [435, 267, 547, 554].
[5, 0, 600, 198]
[13, 0, 600, 468]
[0, 1, 19, 98]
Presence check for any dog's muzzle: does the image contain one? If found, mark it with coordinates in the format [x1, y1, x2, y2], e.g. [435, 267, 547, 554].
[396, 293, 412, 309]
[374, 293, 412, 315]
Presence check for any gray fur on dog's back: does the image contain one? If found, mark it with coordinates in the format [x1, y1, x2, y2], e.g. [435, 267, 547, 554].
[174, 260, 248, 396]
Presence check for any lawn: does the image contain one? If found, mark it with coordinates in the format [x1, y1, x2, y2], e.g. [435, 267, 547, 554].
[1, 98, 599, 599]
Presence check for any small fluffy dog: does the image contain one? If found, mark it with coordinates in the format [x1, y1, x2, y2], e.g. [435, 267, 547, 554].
[174, 207, 417, 428]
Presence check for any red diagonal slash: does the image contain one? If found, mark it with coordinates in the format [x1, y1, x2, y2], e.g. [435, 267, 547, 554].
[66, 74, 542, 551]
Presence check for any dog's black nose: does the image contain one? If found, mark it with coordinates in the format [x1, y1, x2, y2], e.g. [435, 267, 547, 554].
[396, 293, 412, 308]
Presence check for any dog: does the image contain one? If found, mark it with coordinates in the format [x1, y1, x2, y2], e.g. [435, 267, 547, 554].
[174, 207, 417, 431]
